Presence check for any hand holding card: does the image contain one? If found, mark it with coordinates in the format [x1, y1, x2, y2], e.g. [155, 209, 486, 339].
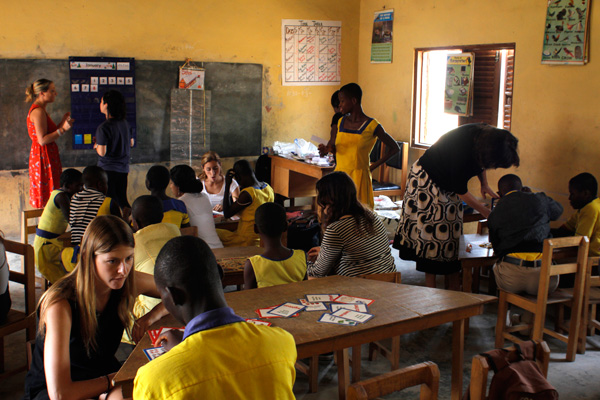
[154, 329, 184, 351]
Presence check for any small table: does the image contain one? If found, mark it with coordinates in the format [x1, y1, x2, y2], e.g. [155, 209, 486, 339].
[269, 155, 334, 200]
[459, 234, 499, 295]
[113, 276, 494, 400]
[213, 246, 263, 286]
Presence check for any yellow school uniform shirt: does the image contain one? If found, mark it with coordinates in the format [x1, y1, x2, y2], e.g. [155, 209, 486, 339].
[565, 197, 600, 256]
[33, 190, 68, 283]
[133, 321, 297, 400]
[249, 250, 307, 288]
[161, 198, 190, 228]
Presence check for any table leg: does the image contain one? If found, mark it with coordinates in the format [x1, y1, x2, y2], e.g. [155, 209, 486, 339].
[462, 264, 473, 332]
[336, 348, 350, 400]
[451, 319, 465, 400]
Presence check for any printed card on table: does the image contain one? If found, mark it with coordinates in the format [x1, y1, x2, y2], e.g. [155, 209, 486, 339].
[143, 346, 167, 361]
[267, 302, 306, 318]
[333, 295, 375, 306]
[246, 318, 272, 327]
[256, 305, 300, 319]
[148, 327, 184, 344]
[330, 303, 369, 313]
[318, 313, 358, 326]
[331, 309, 374, 324]
[305, 294, 340, 302]
[298, 299, 328, 311]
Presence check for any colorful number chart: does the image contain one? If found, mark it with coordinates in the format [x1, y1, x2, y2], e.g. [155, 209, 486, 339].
[281, 19, 341, 86]
[69, 56, 136, 149]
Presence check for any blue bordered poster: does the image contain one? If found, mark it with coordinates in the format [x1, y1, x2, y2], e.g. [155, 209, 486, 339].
[370, 9, 394, 63]
[68, 56, 136, 149]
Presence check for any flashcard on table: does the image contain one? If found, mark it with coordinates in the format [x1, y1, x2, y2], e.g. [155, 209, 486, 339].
[330, 303, 369, 313]
[148, 327, 184, 344]
[267, 302, 306, 317]
[305, 294, 340, 302]
[298, 299, 328, 311]
[255, 306, 300, 319]
[333, 295, 375, 306]
[331, 309, 374, 324]
[246, 318, 272, 326]
[143, 346, 167, 361]
[318, 313, 358, 326]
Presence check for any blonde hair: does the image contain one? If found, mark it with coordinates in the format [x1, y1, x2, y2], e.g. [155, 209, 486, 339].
[199, 151, 223, 180]
[25, 79, 53, 103]
[38, 216, 136, 353]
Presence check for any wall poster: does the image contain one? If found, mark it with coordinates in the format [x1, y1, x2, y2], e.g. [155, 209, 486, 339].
[541, 0, 590, 65]
[444, 53, 474, 116]
[370, 9, 394, 63]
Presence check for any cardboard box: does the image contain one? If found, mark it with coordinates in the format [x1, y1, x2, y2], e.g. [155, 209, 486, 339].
[179, 65, 205, 90]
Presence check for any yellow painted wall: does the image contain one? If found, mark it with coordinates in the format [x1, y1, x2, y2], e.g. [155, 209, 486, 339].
[358, 0, 600, 221]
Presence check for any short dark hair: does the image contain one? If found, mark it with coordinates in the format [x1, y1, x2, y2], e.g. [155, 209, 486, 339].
[170, 165, 203, 194]
[331, 90, 340, 109]
[255, 202, 287, 238]
[82, 166, 107, 187]
[569, 172, 598, 197]
[474, 124, 520, 169]
[233, 159, 255, 179]
[340, 83, 362, 104]
[146, 165, 170, 191]
[132, 195, 164, 226]
[497, 174, 522, 195]
[60, 168, 83, 187]
[102, 90, 127, 120]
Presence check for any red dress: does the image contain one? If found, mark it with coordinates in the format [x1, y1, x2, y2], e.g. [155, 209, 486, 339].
[27, 104, 62, 208]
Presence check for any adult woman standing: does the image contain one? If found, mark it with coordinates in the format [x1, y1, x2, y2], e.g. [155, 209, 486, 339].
[393, 123, 520, 290]
[169, 164, 223, 249]
[307, 171, 396, 278]
[26, 79, 73, 208]
[199, 151, 240, 212]
[95, 90, 133, 218]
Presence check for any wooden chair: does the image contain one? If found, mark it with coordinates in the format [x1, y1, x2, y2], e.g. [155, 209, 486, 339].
[21, 209, 52, 290]
[468, 341, 550, 400]
[180, 226, 198, 237]
[371, 140, 409, 201]
[0, 239, 37, 380]
[495, 236, 589, 362]
[347, 361, 440, 400]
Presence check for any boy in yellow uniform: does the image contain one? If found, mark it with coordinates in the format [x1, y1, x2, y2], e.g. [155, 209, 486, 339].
[244, 202, 306, 289]
[146, 165, 190, 228]
[133, 236, 297, 399]
[33, 169, 83, 283]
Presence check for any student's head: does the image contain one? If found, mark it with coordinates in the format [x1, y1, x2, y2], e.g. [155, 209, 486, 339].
[154, 236, 225, 323]
[25, 78, 54, 103]
[568, 172, 598, 209]
[146, 165, 170, 192]
[338, 83, 362, 114]
[497, 174, 523, 197]
[199, 151, 223, 182]
[170, 164, 203, 197]
[232, 159, 256, 186]
[101, 90, 127, 120]
[131, 195, 164, 231]
[473, 124, 520, 170]
[60, 168, 83, 196]
[255, 202, 287, 238]
[82, 165, 108, 194]
[331, 90, 341, 113]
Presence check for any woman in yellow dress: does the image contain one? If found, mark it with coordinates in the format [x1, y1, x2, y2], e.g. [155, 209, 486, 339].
[320, 83, 399, 209]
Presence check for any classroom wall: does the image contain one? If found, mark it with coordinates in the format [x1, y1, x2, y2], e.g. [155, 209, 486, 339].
[0, 0, 360, 236]
[357, 0, 600, 222]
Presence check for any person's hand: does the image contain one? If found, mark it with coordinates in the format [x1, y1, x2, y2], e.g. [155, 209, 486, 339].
[154, 329, 183, 351]
[60, 112, 74, 131]
[131, 313, 154, 344]
[318, 143, 328, 157]
[307, 246, 321, 263]
[213, 204, 223, 212]
[225, 169, 235, 186]
[480, 184, 499, 199]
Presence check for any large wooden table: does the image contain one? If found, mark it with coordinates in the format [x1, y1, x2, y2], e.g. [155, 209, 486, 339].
[269, 154, 334, 199]
[114, 276, 494, 399]
[213, 246, 263, 286]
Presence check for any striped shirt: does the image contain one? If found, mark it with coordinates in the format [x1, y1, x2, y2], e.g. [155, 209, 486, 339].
[308, 212, 396, 277]
[69, 187, 111, 245]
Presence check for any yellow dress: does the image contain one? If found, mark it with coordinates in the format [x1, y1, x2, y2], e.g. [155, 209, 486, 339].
[217, 184, 274, 247]
[335, 117, 379, 209]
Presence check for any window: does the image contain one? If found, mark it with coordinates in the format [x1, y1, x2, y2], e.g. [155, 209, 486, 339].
[411, 43, 515, 148]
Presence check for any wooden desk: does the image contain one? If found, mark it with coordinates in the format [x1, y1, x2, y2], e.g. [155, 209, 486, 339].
[114, 276, 494, 400]
[269, 155, 334, 199]
[459, 234, 499, 295]
[213, 246, 263, 286]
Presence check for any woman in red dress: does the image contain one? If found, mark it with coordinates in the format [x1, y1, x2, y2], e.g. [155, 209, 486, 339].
[25, 79, 74, 208]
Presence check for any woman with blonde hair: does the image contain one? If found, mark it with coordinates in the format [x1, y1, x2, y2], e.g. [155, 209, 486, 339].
[24, 215, 162, 400]
[25, 79, 74, 208]
[199, 151, 240, 211]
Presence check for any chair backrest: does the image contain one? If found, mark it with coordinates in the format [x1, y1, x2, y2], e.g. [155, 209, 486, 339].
[372, 140, 409, 198]
[21, 209, 43, 246]
[358, 272, 401, 284]
[3, 239, 36, 317]
[180, 226, 198, 237]
[347, 361, 439, 400]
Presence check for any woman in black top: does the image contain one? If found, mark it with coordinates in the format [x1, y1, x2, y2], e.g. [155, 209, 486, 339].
[393, 123, 519, 290]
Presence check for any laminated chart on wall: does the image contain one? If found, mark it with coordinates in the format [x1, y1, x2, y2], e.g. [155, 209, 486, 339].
[370, 9, 394, 63]
[444, 53, 474, 116]
[69, 56, 136, 149]
[541, 0, 590, 65]
[282, 19, 341, 86]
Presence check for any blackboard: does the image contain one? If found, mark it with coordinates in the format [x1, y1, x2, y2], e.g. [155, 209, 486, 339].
[0, 59, 262, 171]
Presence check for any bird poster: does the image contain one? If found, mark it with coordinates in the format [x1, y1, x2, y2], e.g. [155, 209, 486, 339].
[444, 53, 474, 116]
[541, 0, 590, 65]
[370, 9, 394, 63]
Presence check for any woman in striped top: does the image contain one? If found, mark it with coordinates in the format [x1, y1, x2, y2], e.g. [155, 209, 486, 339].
[307, 171, 396, 278]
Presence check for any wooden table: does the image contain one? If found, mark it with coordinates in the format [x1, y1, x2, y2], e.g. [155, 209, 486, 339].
[213, 246, 263, 286]
[269, 155, 334, 199]
[114, 276, 494, 399]
[459, 234, 499, 295]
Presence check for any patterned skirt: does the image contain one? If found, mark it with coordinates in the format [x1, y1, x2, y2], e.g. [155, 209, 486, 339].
[393, 161, 463, 274]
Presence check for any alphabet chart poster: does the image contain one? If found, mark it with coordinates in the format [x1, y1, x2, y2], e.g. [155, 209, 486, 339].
[282, 19, 341, 86]
[68, 56, 136, 149]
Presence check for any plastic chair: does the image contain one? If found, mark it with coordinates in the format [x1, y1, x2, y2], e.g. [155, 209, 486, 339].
[495, 236, 589, 362]
[371, 140, 409, 201]
[347, 361, 440, 400]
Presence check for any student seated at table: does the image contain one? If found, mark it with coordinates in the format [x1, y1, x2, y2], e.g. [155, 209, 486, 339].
[61, 166, 121, 271]
[307, 171, 396, 277]
[169, 164, 223, 249]
[217, 159, 274, 247]
[243, 202, 307, 289]
[33, 168, 83, 283]
[133, 235, 297, 399]
[199, 151, 240, 211]
[24, 215, 162, 400]
[146, 165, 190, 229]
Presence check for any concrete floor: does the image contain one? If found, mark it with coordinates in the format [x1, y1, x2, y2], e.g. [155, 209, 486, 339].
[2, 246, 600, 399]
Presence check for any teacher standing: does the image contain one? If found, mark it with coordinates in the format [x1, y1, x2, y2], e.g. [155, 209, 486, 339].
[393, 123, 519, 290]
[26, 79, 73, 208]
